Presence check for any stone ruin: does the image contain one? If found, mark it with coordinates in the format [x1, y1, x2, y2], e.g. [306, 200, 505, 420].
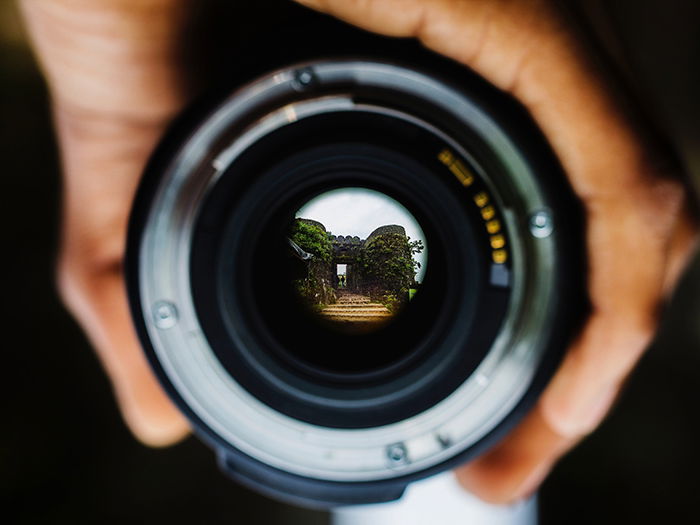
[296, 218, 411, 295]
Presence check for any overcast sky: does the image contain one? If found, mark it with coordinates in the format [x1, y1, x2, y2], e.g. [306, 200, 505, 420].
[296, 188, 427, 280]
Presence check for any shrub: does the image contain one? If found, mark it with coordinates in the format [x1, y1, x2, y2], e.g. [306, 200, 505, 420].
[290, 220, 332, 262]
[290, 220, 335, 305]
[357, 233, 424, 306]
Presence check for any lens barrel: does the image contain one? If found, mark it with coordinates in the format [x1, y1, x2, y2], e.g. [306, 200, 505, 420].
[126, 39, 584, 508]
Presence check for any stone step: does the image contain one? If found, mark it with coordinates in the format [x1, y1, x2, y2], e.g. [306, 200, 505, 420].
[322, 306, 391, 313]
[322, 314, 392, 322]
[323, 304, 388, 311]
[337, 294, 371, 300]
[323, 311, 389, 317]
[322, 293, 394, 323]
[322, 310, 392, 317]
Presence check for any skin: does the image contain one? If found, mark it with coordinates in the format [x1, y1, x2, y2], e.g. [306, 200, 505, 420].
[20, 0, 699, 504]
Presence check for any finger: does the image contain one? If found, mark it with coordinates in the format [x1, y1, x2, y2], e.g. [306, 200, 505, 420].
[20, 0, 188, 121]
[58, 260, 190, 447]
[542, 182, 695, 438]
[23, 0, 193, 447]
[455, 404, 578, 503]
[52, 108, 190, 447]
[664, 198, 700, 294]
[294, 0, 558, 91]
[292, 1, 662, 196]
[459, 194, 697, 502]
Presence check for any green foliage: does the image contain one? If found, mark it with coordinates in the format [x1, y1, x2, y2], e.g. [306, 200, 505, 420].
[380, 293, 400, 313]
[290, 220, 333, 262]
[290, 220, 335, 306]
[293, 262, 337, 306]
[357, 233, 424, 303]
[290, 220, 424, 312]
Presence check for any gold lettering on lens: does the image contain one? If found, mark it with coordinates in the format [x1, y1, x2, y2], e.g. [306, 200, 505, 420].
[438, 149, 509, 266]
[438, 148, 474, 187]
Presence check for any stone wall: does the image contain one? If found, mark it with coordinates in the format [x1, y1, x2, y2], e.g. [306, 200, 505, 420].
[294, 219, 414, 300]
[366, 224, 406, 242]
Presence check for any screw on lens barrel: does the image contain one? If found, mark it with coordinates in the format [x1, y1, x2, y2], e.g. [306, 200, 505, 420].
[292, 67, 318, 92]
[529, 210, 554, 238]
[386, 443, 409, 467]
[153, 301, 178, 329]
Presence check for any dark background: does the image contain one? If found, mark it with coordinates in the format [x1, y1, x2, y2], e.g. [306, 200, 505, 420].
[3, 1, 699, 523]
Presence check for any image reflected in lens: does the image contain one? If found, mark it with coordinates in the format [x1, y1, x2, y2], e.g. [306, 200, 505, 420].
[288, 188, 427, 334]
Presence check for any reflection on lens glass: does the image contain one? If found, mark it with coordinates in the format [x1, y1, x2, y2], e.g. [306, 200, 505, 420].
[288, 188, 427, 334]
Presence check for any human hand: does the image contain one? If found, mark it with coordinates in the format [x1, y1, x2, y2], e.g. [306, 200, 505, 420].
[22, 0, 699, 503]
[290, 0, 699, 502]
[20, 0, 191, 446]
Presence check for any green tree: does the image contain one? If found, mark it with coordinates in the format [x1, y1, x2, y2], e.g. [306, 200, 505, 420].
[290, 220, 332, 261]
[357, 233, 424, 307]
[290, 219, 335, 306]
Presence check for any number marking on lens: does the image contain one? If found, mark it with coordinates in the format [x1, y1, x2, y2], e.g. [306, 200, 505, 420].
[436, 434, 452, 449]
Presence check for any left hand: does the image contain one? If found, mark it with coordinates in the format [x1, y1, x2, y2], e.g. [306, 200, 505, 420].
[20, 0, 193, 446]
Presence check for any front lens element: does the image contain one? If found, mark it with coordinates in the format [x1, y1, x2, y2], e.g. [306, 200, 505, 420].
[290, 187, 427, 334]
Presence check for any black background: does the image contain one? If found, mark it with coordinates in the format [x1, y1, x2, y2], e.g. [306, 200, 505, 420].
[3, 1, 700, 523]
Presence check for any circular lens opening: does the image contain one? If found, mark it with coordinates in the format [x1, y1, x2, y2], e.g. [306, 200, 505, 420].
[289, 188, 427, 335]
[197, 111, 508, 385]
[188, 106, 518, 426]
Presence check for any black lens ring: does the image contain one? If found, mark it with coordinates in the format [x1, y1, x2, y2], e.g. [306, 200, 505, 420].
[190, 112, 512, 428]
[126, 46, 585, 506]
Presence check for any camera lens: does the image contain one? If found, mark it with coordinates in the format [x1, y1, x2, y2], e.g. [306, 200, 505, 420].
[127, 55, 583, 507]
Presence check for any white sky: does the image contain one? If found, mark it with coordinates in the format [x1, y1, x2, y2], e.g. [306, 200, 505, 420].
[296, 188, 427, 281]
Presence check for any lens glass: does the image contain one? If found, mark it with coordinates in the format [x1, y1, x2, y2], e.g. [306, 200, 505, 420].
[290, 188, 427, 334]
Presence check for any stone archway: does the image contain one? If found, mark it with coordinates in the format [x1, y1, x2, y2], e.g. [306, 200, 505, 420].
[292, 217, 422, 328]
[329, 234, 362, 292]
[296, 218, 413, 296]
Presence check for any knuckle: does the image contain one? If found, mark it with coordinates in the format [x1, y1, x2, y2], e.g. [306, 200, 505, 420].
[55, 243, 123, 313]
[586, 307, 658, 365]
[629, 167, 686, 222]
